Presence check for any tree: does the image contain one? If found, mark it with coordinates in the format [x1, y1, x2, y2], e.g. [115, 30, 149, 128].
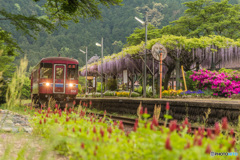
[0, 0, 123, 50]
[136, 2, 167, 27]
[160, 0, 240, 39]
[126, 24, 161, 46]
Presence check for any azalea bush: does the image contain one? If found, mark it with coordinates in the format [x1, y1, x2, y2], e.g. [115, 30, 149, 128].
[190, 69, 240, 97]
[29, 102, 239, 160]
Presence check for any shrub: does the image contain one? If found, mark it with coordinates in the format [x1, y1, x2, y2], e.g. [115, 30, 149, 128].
[185, 71, 198, 91]
[190, 69, 240, 97]
[96, 82, 105, 92]
[134, 86, 142, 95]
[106, 78, 117, 91]
[104, 91, 115, 96]
[130, 92, 140, 97]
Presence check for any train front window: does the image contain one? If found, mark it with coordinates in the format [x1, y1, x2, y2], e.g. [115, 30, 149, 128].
[56, 68, 64, 79]
[40, 63, 52, 78]
[67, 64, 78, 80]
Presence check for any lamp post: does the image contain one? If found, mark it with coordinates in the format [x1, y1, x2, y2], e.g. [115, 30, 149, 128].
[135, 12, 147, 98]
[96, 37, 103, 97]
[79, 47, 88, 95]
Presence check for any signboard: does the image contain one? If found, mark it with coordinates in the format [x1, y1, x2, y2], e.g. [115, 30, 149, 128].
[151, 43, 167, 61]
[123, 70, 128, 84]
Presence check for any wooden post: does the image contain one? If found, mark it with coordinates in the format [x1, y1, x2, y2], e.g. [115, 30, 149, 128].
[181, 65, 187, 91]
[152, 58, 155, 97]
[160, 51, 163, 99]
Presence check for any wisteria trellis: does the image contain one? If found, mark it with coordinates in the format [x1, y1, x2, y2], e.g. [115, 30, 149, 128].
[80, 35, 240, 85]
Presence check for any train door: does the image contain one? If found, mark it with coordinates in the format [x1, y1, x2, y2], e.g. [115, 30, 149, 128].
[53, 64, 66, 93]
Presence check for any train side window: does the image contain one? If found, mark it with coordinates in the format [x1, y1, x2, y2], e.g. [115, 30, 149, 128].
[56, 68, 64, 79]
[67, 64, 78, 80]
[40, 63, 52, 79]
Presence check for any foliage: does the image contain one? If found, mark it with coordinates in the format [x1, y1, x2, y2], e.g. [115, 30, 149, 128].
[126, 24, 161, 46]
[104, 90, 115, 96]
[190, 69, 240, 97]
[106, 78, 117, 91]
[96, 82, 105, 92]
[185, 71, 198, 91]
[146, 85, 153, 98]
[21, 76, 31, 99]
[136, 2, 167, 27]
[130, 91, 140, 97]
[160, 0, 240, 39]
[6, 56, 28, 109]
[134, 86, 142, 95]
[30, 103, 239, 159]
[219, 68, 240, 74]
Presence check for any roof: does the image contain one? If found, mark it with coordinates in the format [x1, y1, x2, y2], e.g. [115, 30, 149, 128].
[41, 57, 79, 63]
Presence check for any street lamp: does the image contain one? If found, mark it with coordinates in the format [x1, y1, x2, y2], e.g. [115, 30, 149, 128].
[96, 37, 103, 97]
[79, 47, 88, 95]
[135, 12, 147, 98]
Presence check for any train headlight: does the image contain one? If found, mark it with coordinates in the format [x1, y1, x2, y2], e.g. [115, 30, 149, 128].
[46, 83, 50, 86]
[69, 83, 73, 87]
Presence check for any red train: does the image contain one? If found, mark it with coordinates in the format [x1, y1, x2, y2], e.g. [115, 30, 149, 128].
[30, 57, 79, 106]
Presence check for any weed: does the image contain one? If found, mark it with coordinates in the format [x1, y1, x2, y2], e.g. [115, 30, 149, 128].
[203, 108, 211, 126]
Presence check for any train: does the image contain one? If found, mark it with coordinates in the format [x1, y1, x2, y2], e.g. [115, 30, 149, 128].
[30, 57, 79, 106]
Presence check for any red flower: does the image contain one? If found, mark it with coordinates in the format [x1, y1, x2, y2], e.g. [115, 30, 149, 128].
[73, 100, 76, 105]
[72, 127, 75, 132]
[222, 117, 228, 130]
[165, 136, 172, 151]
[205, 144, 211, 154]
[169, 120, 177, 132]
[81, 143, 85, 149]
[184, 142, 190, 149]
[144, 108, 148, 114]
[198, 137, 202, 146]
[39, 119, 42, 125]
[214, 122, 221, 135]
[44, 118, 47, 124]
[66, 116, 69, 122]
[113, 121, 117, 126]
[230, 138, 236, 148]
[54, 118, 58, 123]
[140, 107, 143, 115]
[150, 122, 154, 130]
[166, 102, 170, 111]
[152, 116, 158, 126]
[119, 121, 124, 130]
[90, 100, 92, 106]
[187, 124, 191, 133]
[133, 123, 137, 132]
[100, 128, 104, 137]
[207, 129, 212, 138]
[107, 126, 112, 134]
[230, 128, 234, 137]
[183, 117, 188, 125]
[55, 103, 58, 109]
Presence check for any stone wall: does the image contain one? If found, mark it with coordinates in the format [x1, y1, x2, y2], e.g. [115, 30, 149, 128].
[76, 98, 240, 125]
